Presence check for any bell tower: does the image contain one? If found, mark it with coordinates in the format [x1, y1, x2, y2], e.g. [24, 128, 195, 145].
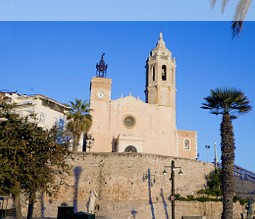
[145, 32, 176, 109]
[90, 53, 112, 102]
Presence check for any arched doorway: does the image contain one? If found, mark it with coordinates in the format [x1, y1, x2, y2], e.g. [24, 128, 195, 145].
[124, 145, 137, 153]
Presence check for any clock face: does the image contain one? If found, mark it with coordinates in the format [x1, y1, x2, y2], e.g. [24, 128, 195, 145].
[97, 91, 105, 99]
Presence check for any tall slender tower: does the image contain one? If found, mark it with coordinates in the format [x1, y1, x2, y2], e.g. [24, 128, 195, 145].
[145, 32, 176, 109]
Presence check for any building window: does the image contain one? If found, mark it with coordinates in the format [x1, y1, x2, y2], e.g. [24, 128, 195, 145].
[39, 112, 45, 125]
[162, 65, 167, 81]
[123, 115, 136, 128]
[184, 139, 190, 150]
[125, 145, 137, 152]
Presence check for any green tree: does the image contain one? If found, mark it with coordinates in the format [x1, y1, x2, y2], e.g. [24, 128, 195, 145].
[0, 101, 71, 219]
[66, 99, 92, 152]
[211, 0, 252, 37]
[201, 87, 252, 219]
[198, 169, 222, 198]
[206, 169, 221, 194]
[0, 101, 26, 219]
[23, 124, 70, 219]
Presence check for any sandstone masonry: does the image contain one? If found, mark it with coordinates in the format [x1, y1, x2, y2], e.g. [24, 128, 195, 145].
[22, 153, 247, 219]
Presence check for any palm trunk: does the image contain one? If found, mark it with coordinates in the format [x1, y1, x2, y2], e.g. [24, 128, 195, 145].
[73, 134, 80, 152]
[12, 181, 22, 219]
[221, 113, 235, 219]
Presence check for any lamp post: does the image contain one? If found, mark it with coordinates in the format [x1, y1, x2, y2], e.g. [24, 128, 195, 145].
[163, 160, 183, 219]
[205, 144, 210, 162]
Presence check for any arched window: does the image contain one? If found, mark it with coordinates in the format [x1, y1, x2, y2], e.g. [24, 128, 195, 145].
[152, 66, 155, 81]
[184, 139, 190, 150]
[162, 65, 167, 81]
[124, 145, 137, 152]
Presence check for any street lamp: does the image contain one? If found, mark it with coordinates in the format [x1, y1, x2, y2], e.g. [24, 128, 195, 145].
[163, 160, 183, 219]
[205, 144, 210, 162]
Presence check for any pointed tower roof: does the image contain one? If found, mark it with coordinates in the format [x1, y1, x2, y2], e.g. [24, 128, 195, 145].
[151, 32, 172, 57]
[155, 32, 166, 49]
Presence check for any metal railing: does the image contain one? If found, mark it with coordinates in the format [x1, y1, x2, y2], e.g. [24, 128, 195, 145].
[217, 163, 255, 182]
[234, 164, 255, 182]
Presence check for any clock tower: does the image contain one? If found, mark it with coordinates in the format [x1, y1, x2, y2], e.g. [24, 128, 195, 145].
[90, 53, 112, 102]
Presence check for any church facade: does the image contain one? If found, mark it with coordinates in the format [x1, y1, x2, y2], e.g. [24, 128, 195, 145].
[88, 33, 197, 159]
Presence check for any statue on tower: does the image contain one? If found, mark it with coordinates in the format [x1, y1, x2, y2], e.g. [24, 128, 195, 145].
[96, 53, 108, 78]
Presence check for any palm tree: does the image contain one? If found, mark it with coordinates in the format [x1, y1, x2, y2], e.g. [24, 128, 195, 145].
[201, 87, 252, 219]
[211, 0, 252, 37]
[66, 99, 92, 152]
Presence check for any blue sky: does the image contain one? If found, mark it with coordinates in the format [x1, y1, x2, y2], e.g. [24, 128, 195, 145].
[1, 22, 255, 172]
[0, 0, 255, 21]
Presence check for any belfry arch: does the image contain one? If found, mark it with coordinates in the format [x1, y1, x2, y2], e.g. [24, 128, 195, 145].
[162, 65, 167, 81]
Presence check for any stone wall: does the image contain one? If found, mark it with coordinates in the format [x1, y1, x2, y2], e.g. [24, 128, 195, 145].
[19, 152, 246, 218]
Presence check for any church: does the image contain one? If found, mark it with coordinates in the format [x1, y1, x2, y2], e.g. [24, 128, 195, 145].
[88, 32, 197, 159]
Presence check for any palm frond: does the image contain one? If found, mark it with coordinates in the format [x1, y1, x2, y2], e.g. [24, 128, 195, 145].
[232, 0, 251, 37]
[210, 0, 252, 37]
[221, 0, 229, 13]
[234, 0, 251, 21]
[201, 87, 252, 119]
[66, 98, 92, 138]
[211, 0, 218, 9]
[232, 21, 244, 38]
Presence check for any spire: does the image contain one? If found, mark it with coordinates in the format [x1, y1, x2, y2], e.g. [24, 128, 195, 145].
[155, 32, 166, 49]
[150, 32, 171, 57]
[159, 32, 163, 40]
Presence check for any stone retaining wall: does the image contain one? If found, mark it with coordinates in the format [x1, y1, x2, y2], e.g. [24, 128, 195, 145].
[14, 152, 247, 218]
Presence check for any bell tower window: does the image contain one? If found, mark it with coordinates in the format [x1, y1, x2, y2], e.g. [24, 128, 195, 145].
[162, 65, 167, 81]
[152, 66, 155, 81]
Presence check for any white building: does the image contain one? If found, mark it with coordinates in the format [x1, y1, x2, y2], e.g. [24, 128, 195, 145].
[0, 92, 90, 152]
[0, 91, 68, 130]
